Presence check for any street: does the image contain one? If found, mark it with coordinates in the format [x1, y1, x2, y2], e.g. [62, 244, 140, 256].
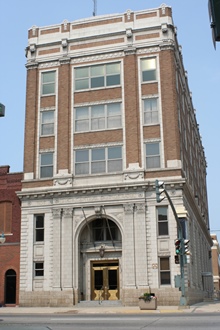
[1, 313, 220, 329]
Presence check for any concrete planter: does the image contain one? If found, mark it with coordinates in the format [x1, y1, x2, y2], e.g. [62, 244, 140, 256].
[138, 297, 157, 310]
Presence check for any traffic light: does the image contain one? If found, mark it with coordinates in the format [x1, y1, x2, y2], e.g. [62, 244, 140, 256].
[184, 239, 190, 255]
[0, 103, 5, 117]
[209, 0, 220, 42]
[155, 179, 165, 203]
[175, 239, 181, 255]
[174, 255, 180, 264]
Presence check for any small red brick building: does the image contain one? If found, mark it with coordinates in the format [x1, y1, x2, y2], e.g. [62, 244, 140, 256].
[0, 165, 22, 306]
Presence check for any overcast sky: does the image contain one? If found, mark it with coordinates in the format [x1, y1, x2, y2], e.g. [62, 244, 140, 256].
[0, 0, 219, 238]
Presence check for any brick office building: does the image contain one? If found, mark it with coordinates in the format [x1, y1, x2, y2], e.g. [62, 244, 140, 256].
[0, 166, 22, 306]
[18, 4, 213, 306]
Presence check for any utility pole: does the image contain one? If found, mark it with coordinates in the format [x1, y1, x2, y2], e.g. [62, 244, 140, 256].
[155, 180, 188, 307]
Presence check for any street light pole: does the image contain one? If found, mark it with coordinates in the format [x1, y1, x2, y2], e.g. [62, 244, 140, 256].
[155, 180, 188, 307]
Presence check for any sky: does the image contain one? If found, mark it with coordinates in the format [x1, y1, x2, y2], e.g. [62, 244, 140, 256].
[0, 0, 219, 237]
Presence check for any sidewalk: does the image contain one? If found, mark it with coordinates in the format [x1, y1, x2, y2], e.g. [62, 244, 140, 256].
[1, 300, 220, 314]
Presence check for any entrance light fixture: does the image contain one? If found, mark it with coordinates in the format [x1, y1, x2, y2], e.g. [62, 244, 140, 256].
[0, 232, 6, 244]
[99, 245, 105, 258]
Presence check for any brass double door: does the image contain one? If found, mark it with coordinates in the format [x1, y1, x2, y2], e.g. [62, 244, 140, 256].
[91, 261, 119, 301]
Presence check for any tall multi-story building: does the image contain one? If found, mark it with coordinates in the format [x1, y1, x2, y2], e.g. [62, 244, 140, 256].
[0, 165, 22, 306]
[18, 4, 213, 307]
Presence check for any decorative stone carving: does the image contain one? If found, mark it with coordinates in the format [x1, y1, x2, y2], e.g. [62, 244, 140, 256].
[124, 203, 134, 214]
[52, 208, 61, 218]
[136, 203, 146, 213]
[63, 208, 73, 218]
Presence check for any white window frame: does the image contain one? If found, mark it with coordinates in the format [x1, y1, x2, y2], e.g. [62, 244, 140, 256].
[34, 214, 44, 243]
[145, 141, 161, 169]
[40, 110, 55, 136]
[75, 62, 121, 91]
[74, 145, 123, 175]
[74, 102, 122, 132]
[143, 97, 159, 125]
[40, 152, 54, 178]
[141, 57, 157, 83]
[34, 262, 44, 277]
[157, 207, 169, 236]
[41, 71, 56, 96]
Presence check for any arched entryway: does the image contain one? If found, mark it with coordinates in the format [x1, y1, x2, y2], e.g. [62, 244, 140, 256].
[5, 269, 16, 305]
[79, 214, 122, 302]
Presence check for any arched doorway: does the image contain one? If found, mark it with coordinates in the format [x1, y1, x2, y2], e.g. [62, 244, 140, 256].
[79, 215, 122, 302]
[5, 269, 16, 304]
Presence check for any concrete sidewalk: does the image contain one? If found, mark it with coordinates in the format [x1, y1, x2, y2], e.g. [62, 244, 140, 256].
[1, 300, 220, 314]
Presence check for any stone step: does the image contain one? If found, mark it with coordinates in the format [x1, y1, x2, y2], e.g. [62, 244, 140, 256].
[77, 300, 123, 307]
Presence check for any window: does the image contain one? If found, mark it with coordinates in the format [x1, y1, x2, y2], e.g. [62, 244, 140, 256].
[41, 111, 54, 136]
[75, 103, 121, 132]
[145, 142, 160, 169]
[40, 152, 53, 178]
[159, 257, 170, 285]
[35, 214, 44, 242]
[143, 98, 159, 125]
[91, 218, 119, 241]
[34, 262, 44, 277]
[75, 146, 122, 175]
[157, 207, 168, 236]
[75, 63, 120, 90]
[41, 71, 56, 95]
[141, 58, 157, 82]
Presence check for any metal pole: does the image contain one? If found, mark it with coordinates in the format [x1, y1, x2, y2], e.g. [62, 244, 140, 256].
[163, 189, 187, 306]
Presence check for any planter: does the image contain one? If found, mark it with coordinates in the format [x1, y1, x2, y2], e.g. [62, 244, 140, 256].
[138, 297, 157, 310]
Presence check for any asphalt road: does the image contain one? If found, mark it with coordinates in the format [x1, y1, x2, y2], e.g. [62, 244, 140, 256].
[1, 313, 220, 330]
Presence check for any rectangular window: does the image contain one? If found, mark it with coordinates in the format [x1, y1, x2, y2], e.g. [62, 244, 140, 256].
[75, 146, 122, 175]
[141, 58, 157, 82]
[41, 111, 54, 136]
[157, 207, 168, 236]
[40, 152, 53, 178]
[75, 63, 120, 91]
[159, 257, 171, 285]
[75, 103, 121, 132]
[35, 214, 44, 242]
[41, 71, 55, 95]
[145, 142, 160, 169]
[34, 262, 44, 277]
[143, 98, 159, 125]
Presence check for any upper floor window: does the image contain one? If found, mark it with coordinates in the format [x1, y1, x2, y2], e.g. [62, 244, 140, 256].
[41, 71, 56, 95]
[41, 111, 54, 136]
[75, 146, 122, 175]
[75, 62, 120, 91]
[145, 142, 160, 169]
[157, 207, 168, 236]
[75, 102, 122, 132]
[143, 98, 159, 125]
[141, 58, 157, 82]
[34, 214, 44, 242]
[40, 152, 53, 178]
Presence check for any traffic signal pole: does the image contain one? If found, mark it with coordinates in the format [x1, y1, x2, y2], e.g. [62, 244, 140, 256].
[155, 180, 188, 307]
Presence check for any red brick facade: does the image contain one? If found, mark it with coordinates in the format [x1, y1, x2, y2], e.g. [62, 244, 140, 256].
[0, 166, 22, 306]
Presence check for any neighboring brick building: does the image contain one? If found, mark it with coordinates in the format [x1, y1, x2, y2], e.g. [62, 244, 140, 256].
[211, 234, 220, 292]
[0, 165, 22, 306]
[18, 4, 213, 307]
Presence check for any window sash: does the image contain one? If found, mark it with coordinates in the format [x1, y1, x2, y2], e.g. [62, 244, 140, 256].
[160, 257, 170, 285]
[143, 98, 159, 125]
[75, 63, 121, 90]
[75, 146, 122, 175]
[146, 143, 160, 169]
[157, 207, 168, 236]
[142, 58, 156, 82]
[75, 103, 121, 132]
[35, 215, 44, 242]
[42, 71, 55, 95]
[41, 111, 54, 136]
[40, 153, 53, 178]
[34, 262, 44, 277]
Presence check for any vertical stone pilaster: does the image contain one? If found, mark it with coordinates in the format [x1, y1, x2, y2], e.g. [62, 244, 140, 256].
[62, 208, 73, 289]
[52, 208, 62, 289]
